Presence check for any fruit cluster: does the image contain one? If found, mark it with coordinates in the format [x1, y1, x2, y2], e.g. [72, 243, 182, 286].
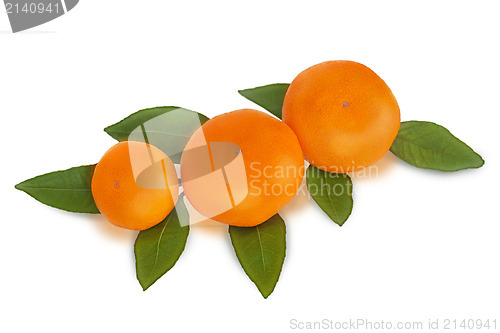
[16, 60, 484, 297]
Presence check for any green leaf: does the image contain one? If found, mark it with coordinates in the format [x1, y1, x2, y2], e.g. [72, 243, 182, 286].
[229, 214, 286, 299]
[15, 165, 99, 214]
[104, 106, 209, 163]
[390, 121, 484, 171]
[238, 83, 289, 119]
[306, 165, 353, 226]
[134, 197, 190, 291]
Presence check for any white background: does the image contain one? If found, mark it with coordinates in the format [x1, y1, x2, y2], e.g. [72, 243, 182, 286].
[1, 1, 499, 332]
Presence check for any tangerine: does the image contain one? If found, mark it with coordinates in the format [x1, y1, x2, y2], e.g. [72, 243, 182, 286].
[181, 109, 304, 227]
[282, 60, 401, 172]
[91, 141, 179, 230]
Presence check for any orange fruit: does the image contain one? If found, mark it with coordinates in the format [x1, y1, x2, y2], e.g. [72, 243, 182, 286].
[91, 141, 179, 230]
[181, 109, 304, 227]
[282, 60, 401, 173]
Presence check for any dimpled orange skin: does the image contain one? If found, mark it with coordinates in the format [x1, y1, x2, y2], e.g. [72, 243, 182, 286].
[181, 109, 304, 227]
[282, 60, 401, 173]
[91, 141, 178, 230]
